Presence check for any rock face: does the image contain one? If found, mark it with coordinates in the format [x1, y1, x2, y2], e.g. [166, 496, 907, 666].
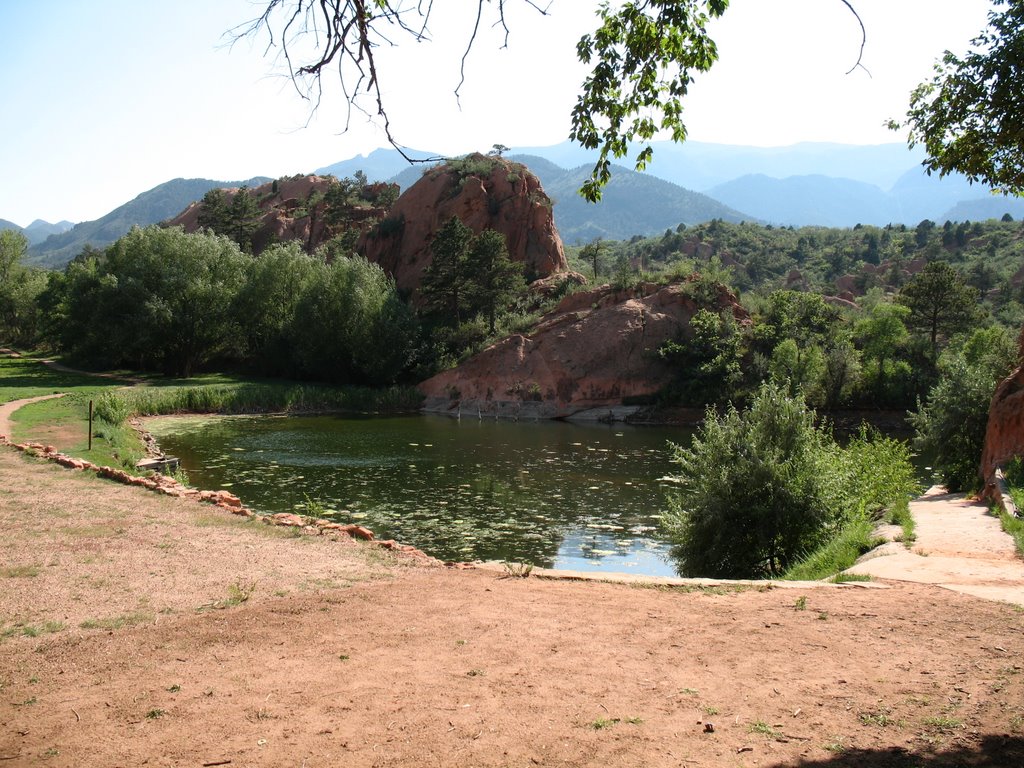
[418, 278, 748, 419]
[358, 154, 567, 296]
[165, 175, 394, 254]
[980, 331, 1024, 485]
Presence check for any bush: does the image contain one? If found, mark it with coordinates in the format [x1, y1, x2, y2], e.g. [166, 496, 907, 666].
[662, 383, 845, 578]
[909, 356, 1002, 492]
[663, 384, 918, 579]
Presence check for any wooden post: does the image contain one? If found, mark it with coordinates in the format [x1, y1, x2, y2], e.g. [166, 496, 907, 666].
[88, 400, 93, 451]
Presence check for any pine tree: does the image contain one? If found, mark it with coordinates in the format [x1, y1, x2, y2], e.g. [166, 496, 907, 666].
[464, 229, 525, 334]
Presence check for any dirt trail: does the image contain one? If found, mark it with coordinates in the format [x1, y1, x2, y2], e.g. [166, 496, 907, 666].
[0, 393, 64, 441]
[847, 485, 1024, 606]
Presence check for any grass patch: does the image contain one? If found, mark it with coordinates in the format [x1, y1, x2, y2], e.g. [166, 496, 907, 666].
[783, 517, 882, 581]
[10, 390, 146, 469]
[0, 354, 115, 405]
[831, 572, 873, 583]
[79, 611, 153, 631]
[588, 716, 641, 730]
[991, 502, 1024, 558]
[748, 720, 782, 738]
[998, 459, 1024, 556]
[197, 580, 256, 611]
[858, 708, 899, 727]
[1, 621, 66, 640]
[923, 715, 963, 732]
[0, 564, 41, 578]
[887, 496, 916, 545]
[99, 380, 423, 423]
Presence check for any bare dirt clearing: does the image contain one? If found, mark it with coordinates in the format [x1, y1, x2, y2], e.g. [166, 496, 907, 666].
[1, 447, 1023, 767]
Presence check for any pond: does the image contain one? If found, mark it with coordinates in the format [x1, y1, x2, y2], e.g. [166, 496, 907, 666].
[147, 414, 693, 577]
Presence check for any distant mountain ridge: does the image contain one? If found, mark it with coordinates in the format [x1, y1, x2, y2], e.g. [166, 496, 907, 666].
[0, 218, 74, 246]
[22, 140, 1024, 269]
[26, 177, 269, 268]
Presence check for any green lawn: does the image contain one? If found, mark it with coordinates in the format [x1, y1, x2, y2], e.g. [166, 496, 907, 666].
[0, 354, 114, 404]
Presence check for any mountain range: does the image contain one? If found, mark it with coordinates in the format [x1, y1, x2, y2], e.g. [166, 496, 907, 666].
[0, 218, 74, 246]
[18, 177, 269, 268]
[11, 140, 1024, 268]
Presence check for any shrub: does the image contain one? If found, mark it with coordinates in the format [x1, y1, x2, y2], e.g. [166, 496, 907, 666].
[909, 356, 1002, 492]
[662, 383, 845, 578]
[663, 384, 918, 579]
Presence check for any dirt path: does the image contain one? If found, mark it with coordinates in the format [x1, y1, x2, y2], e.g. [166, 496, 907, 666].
[0, 393, 64, 441]
[847, 486, 1024, 606]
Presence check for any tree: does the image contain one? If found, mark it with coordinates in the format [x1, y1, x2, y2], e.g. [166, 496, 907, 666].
[231, 242, 322, 374]
[54, 227, 249, 376]
[658, 306, 743, 405]
[896, 0, 1024, 193]
[236, 2, 868, 202]
[910, 355, 1006, 492]
[197, 189, 231, 233]
[463, 230, 526, 334]
[854, 301, 911, 402]
[289, 255, 416, 385]
[897, 261, 981, 363]
[228, 187, 263, 253]
[420, 216, 474, 325]
[578, 238, 608, 282]
[0, 230, 45, 346]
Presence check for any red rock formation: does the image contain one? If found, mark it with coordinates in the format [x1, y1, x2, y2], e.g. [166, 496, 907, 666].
[358, 154, 567, 296]
[418, 278, 748, 419]
[165, 175, 394, 255]
[980, 329, 1024, 485]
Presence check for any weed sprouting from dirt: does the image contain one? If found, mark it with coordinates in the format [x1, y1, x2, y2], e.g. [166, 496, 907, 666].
[79, 612, 152, 630]
[0, 564, 41, 578]
[197, 580, 257, 611]
[501, 561, 533, 578]
[748, 720, 781, 738]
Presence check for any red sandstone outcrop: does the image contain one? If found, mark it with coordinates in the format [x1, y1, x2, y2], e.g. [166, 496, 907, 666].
[418, 278, 748, 419]
[980, 329, 1024, 485]
[358, 154, 567, 296]
[166, 175, 395, 255]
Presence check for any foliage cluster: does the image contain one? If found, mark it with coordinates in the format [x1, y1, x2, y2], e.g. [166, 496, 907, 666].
[94, 381, 422, 425]
[663, 383, 919, 580]
[37, 226, 416, 384]
[0, 230, 47, 346]
[197, 172, 398, 255]
[567, 218, 1021, 428]
[419, 217, 528, 366]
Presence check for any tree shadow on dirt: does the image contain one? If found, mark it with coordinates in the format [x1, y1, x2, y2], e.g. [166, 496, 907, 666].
[764, 735, 1024, 767]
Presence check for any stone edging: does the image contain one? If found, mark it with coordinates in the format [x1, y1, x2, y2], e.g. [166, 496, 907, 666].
[0, 433, 452, 568]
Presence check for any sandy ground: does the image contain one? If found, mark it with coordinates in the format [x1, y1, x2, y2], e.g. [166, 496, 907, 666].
[1, 399, 1024, 766]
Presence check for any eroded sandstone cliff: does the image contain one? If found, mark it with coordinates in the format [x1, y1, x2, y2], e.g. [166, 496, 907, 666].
[418, 278, 748, 420]
[358, 154, 567, 296]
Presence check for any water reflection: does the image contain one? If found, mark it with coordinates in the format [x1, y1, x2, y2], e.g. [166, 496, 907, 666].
[148, 414, 691, 576]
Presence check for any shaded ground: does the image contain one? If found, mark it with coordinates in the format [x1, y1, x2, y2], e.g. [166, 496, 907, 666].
[2, 444, 1024, 767]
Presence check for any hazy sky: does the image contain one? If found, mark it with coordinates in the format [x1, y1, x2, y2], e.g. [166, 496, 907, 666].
[1, 0, 994, 226]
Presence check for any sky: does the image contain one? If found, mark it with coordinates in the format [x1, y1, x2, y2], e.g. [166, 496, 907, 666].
[0, 0, 996, 227]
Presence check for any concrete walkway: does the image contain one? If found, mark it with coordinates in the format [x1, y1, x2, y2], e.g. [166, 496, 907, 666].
[846, 485, 1024, 607]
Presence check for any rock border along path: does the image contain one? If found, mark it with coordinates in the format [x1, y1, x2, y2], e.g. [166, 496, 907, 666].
[847, 485, 1024, 607]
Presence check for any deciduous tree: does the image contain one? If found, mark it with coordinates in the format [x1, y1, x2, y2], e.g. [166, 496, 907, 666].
[896, 0, 1024, 193]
